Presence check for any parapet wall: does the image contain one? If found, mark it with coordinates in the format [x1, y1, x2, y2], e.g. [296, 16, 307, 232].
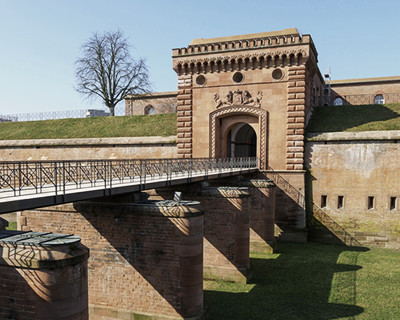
[0, 136, 177, 161]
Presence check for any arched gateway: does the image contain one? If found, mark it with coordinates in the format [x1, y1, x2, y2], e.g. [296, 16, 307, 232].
[172, 28, 322, 172]
[209, 105, 267, 168]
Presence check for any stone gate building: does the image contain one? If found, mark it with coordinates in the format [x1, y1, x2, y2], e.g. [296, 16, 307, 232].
[124, 28, 400, 247]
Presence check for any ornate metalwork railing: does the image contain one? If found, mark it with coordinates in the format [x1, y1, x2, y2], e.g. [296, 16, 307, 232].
[0, 157, 258, 198]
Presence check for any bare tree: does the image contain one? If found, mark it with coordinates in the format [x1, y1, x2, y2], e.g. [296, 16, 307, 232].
[75, 30, 151, 116]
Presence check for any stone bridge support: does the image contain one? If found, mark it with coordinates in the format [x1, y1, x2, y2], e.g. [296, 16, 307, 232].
[199, 177, 277, 254]
[0, 230, 89, 320]
[236, 179, 277, 254]
[18, 200, 204, 320]
[148, 184, 252, 284]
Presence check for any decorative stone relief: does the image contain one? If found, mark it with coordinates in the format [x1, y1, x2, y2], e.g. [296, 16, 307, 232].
[214, 90, 263, 108]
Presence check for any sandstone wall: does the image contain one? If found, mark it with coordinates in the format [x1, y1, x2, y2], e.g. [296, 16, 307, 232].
[0, 136, 177, 161]
[306, 131, 400, 248]
[125, 92, 177, 116]
[330, 77, 400, 104]
[19, 201, 204, 319]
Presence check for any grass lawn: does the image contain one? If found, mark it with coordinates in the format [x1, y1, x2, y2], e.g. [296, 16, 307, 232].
[204, 242, 400, 319]
[5, 221, 17, 230]
[307, 103, 400, 133]
[0, 113, 177, 140]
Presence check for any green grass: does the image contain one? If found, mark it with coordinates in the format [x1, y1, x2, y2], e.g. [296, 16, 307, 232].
[0, 113, 177, 140]
[204, 242, 400, 319]
[307, 104, 400, 133]
[5, 221, 17, 230]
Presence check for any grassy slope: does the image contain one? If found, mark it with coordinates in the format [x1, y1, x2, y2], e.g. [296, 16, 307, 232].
[307, 103, 400, 133]
[0, 113, 177, 140]
[204, 242, 400, 320]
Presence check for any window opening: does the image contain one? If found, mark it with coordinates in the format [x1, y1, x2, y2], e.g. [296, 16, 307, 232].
[333, 97, 343, 106]
[390, 197, 397, 210]
[374, 94, 384, 104]
[321, 195, 327, 208]
[144, 105, 155, 115]
[337, 196, 344, 209]
[368, 196, 375, 210]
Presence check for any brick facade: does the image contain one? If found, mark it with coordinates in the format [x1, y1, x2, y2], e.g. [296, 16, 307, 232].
[125, 91, 177, 116]
[19, 200, 204, 319]
[0, 231, 89, 320]
[147, 185, 252, 283]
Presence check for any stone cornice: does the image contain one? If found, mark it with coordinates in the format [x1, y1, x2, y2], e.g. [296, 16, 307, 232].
[0, 136, 177, 148]
[306, 130, 400, 142]
[173, 47, 308, 75]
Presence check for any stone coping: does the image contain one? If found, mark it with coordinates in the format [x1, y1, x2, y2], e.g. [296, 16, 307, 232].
[202, 186, 250, 198]
[0, 230, 88, 269]
[238, 179, 276, 188]
[189, 28, 300, 46]
[330, 75, 400, 85]
[74, 200, 203, 218]
[0, 136, 177, 147]
[307, 130, 400, 142]
[125, 91, 178, 99]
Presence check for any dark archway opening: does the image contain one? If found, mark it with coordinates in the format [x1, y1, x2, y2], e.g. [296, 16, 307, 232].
[226, 123, 257, 158]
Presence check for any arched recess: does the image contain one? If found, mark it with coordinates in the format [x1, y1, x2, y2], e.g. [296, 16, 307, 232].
[209, 105, 268, 169]
[226, 123, 257, 158]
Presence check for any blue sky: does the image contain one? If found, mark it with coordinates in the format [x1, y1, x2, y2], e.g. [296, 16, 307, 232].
[1, 0, 399, 114]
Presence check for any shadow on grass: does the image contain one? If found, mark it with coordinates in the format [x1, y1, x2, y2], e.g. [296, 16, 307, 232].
[204, 242, 368, 320]
[307, 104, 400, 133]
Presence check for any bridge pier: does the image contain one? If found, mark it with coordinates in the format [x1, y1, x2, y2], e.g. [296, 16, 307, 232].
[148, 184, 252, 284]
[19, 200, 204, 320]
[0, 230, 89, 320]
[236, 179, 277, 254]
[199, 186, 251, 283]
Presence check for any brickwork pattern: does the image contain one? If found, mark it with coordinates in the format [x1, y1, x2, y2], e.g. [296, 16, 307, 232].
[246, 182, 276, 253]
[146, 186, 251, 283]
[177, 75, 193, 159]
[20, 202, 204, 319]
[0, 240, 88, 320]
[286, 65, 306, 170]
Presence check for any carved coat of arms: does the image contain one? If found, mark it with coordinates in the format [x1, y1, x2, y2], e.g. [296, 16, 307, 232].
[213, 90, 263, 108]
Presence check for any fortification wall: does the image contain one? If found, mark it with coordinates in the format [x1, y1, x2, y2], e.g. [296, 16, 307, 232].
[125, 91, 177, 116]
[305, 131, 400, 248]
[0, 136, 177, 161]
[330, 77, 400, 104]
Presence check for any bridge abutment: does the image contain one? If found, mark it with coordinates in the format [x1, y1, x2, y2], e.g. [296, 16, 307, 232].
[19, 200, 204, 320]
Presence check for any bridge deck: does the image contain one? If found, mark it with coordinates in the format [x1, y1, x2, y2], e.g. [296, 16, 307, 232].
[0, 158, 258, 214]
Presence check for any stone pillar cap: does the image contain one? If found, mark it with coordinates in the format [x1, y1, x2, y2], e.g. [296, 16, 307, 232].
[0, 230, 88, 269]
[0, 231, 81, 246]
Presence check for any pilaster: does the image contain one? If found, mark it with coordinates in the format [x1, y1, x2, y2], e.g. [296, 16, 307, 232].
[287, 65, 306, 170]
[177, 75, 193, 159]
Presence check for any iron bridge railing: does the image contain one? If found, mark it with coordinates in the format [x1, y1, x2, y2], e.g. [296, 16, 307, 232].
[0, 157, 258, 199]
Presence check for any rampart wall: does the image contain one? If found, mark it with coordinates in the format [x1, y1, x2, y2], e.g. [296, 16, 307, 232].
[306, 130, 400, 248]
[125, 91, 177, 116]
[0, 136, 177, 161]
